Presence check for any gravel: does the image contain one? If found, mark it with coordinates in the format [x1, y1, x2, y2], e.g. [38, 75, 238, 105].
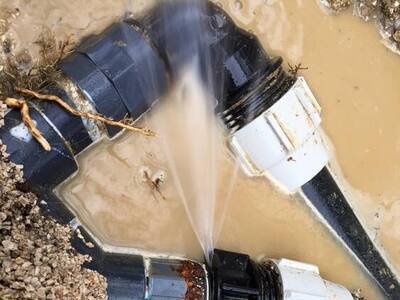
[0, 104, 107, 299]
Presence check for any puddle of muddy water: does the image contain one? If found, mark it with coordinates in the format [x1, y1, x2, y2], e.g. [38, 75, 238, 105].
[4, 0, 396, 299]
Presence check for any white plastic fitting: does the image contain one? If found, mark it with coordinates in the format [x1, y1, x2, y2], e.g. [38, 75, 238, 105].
[265, 258, 354, 300]
[229, 77, 329, 191]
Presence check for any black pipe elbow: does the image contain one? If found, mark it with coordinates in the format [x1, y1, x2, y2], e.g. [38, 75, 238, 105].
[140, 0, 294, 131]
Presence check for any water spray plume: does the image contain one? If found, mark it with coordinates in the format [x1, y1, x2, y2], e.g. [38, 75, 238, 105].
[155, 67, 223, 262]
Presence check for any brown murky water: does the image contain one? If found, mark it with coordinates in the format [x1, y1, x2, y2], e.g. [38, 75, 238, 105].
[4, 0, 400, 299]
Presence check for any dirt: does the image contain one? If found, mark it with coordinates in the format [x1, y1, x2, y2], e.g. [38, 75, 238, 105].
[0, 30, 70, 98]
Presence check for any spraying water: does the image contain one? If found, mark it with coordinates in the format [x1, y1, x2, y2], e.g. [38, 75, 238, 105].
[154, 67, 227, 262]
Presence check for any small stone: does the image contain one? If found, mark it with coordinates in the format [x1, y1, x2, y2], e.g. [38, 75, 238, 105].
[393, 30, 400, 41]
[21, 261, 32, 268]
[0, 211, 7, 221]
[37, 287, 46, 299]
[15, 256, 24, 264]
[321, 0, 352, 13]
[2, 239, 17, 251]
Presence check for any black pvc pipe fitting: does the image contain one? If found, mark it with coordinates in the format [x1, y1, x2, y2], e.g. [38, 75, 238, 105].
[210, 249, 282, 300]
[60, 21, 168, 137]
[140, 0, 294, 131]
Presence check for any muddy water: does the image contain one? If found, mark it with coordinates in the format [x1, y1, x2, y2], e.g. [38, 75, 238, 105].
[26, 0, 397, 299]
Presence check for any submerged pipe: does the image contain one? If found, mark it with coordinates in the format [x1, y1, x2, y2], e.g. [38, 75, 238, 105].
[0, 0, 398, 299]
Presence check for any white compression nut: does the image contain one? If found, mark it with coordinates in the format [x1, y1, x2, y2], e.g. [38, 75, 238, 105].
[229, 77, 329, 191]
[265, 258, 354, 300]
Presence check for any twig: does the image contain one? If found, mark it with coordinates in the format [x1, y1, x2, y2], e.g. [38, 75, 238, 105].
[288, 63, 308, 76]
[16, 87, 155, 136]
[53, 35, 73, 66]
[3, 97, 51, 151]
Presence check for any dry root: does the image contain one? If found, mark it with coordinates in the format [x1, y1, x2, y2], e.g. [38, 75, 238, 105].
[16, 87, 156, 137]
[1, 88, 155, 152]
[3, 97, 51, 151]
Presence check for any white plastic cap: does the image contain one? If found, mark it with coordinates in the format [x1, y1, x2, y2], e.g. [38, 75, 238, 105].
[229, 77, 329, 191]
[265, 258, 354, 300]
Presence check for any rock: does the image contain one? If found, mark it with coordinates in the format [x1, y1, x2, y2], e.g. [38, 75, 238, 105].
[393, 29, 400, 41]
[2, 239, 17, 251]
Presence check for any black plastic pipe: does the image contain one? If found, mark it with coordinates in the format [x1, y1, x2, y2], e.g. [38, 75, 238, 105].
[139, 0, 294, 130]
[1, 0, 399, 299]
[302, 167, 400, 298]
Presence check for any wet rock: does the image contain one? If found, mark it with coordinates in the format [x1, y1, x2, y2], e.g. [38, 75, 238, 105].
[2, 240, 17, 251]
[393, 29, 400, 40]
[320, 0, 353, 12]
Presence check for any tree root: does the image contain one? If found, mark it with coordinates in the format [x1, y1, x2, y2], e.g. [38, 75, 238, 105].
[1, 88, 155, 152]
[16, 87, 156, 137]
[3, 97, 51, 151]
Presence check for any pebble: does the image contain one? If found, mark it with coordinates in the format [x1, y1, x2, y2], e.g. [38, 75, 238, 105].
[393, 29, 400, 41]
